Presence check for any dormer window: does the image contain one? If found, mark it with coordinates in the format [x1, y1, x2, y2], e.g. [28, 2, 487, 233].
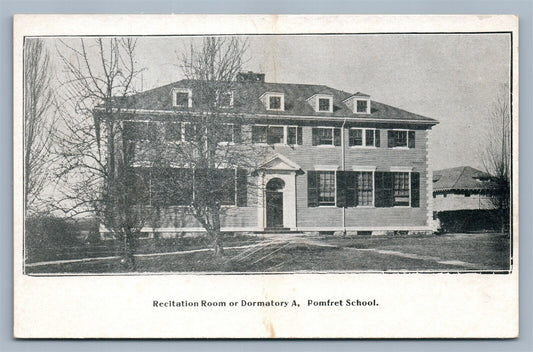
[217, 91, 234, 108]
[356, 100, 368, 113]
[172, 88, 192, 108]
[344, 93, 371, 114]
[261, 92, 285, 111]
[319, 98, 331, 112]
[307, 94, 333, 113]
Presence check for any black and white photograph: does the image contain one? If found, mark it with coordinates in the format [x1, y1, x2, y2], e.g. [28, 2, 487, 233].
[13, 15, 519, 338]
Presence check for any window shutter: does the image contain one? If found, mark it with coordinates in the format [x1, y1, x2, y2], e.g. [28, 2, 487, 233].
[334, 128, 342, 146]
[346, 171, 356, 207]
[312, 128, 318, 146]
[408, 131, 416, 148]
[233, 124, 242, 143]
[375, 129, 380, 147]
[297, 127, 303, 145]
[336, 171, 346, 207]
[375, 172, 393, 207]
[387, 131, 395, 148]
[411, 172, 420, 207]
[236, 169, 247, 207]
[307, 171, 318, 207]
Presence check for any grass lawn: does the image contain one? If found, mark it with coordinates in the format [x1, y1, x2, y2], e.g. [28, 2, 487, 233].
[25, 232, 512, 274]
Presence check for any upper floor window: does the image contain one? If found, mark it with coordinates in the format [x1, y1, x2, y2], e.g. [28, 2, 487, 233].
[218, 123, 235, 144]
[172, 88, 192, 108]
[217, 91, 234, 108]
[123, 121, 158, 141]
[308, 94, 333, 113]
[252, 125, 302, 145]
[312, 127, 341, 146]
[318, 98, 331, 112]
[356, 100, 368, 113]
[349, 128, 380, 147]
[388, 130, 415, 148]
[261, 92, 285, 111]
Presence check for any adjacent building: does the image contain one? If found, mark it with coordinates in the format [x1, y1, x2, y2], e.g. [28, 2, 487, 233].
[99, 72, 439, 236]
[433, 166, 499, 232]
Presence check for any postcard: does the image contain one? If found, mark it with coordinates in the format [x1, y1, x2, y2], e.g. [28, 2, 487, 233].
[13, 14, 518, 338]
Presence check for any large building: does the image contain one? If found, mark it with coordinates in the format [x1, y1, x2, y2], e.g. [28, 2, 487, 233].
[100, 72, 439, 236]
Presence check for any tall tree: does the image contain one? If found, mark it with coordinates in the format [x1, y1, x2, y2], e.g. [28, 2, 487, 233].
[55, 38, 147, 269]
[481, 85, 511, 232]
[160, 36, 262, 256]
[24, 38, 56, 214]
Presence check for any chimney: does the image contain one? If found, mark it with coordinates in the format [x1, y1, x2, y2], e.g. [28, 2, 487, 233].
[237, 71, 265, 82]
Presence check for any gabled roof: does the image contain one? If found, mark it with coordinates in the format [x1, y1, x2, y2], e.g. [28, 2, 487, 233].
[433, 166, 496, 192]
[114, 79, 438, 125]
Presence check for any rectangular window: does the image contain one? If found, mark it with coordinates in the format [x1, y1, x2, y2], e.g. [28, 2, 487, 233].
[393, 172, 410, 206]
[318, 98, 331, 112]
[312, 127, 341, 146]
[356, 172, 373, 206]
[286, 126, 302, 145]
[349, 129, 363, 146]
[269, 96, 281, 110]
[165, 122, 182, 142]
[388, 130, 415, 148]
[318, 171, 336, 206]
[307, 171, 336, 207]
[151, 168, 193, 206]
[124, 121, 158, 141]
[218, 91, 233, 107]
[174, 92, 190, 107]
[252, 125, 267, 143]
[184, 123, 196, 142]
[357, 100, 368, 113]
[349, 128, 378, 147]
[267, 126, 284, 144]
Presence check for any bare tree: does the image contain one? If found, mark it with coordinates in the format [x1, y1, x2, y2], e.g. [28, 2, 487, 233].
[24, 38, 56, 214]
[55, 38, 147, 269]
[481, 85, 511, 232]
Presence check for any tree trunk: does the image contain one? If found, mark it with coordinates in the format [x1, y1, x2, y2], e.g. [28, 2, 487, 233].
[122, 230, 136, 270]
[211, 207, 224, 257]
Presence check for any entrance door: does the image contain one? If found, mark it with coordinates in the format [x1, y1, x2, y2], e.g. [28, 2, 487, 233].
[266, 191, 284, 228]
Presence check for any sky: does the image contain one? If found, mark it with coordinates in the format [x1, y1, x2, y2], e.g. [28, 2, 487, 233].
[50, 34, 511, 171]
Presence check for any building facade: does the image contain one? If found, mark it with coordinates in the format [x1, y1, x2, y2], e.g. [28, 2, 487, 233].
[101, 72, 439, 236]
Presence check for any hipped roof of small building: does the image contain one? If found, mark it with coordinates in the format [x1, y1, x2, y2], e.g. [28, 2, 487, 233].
[110, 79, 438, 124]
[433, 166, 497, 192]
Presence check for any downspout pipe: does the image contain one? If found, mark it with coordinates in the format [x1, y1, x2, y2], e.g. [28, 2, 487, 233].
[341, 118, 347, 235]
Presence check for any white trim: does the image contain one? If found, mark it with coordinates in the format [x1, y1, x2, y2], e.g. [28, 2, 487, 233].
[307, 93, 333, 113]
[314, 165, 339, 171]
[259, 153, 302, 171]
[172, 88, 192, 108]
[296, 226, 433, 232]
[390, 166, 413, 172]
[348, 127, 378, 147]
[216, 90, 234, 108]
[351, 165, 377, 172]
[313, 126, 337, 146]
[261, 92, 285, 111]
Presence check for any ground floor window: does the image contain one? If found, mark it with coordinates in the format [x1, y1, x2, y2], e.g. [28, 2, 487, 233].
[308, 170, 336, 206]
[134, 167, 247, 207]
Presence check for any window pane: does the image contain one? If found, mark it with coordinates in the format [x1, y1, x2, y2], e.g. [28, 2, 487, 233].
[252, 125, 267, 143]
[184, 123, 195, 142]
[319, 98, 330, 111]
[175, 92, 189, 107]
[357, 100, 367, 113]
[365, 129, 375, 146]
[317, 128, 333, 145]
[318, 171, 335, 205]
[349, 129, 363, 146]
[287, 127, 297, 145]
[165, 122, 182, 142]
[267, 126, 284, 144]
[393, 172, 410, 206]
[269, 96, 281, 109]
[218, 92, 232, 107]
[394, 131, 408, 147]
[356, 172, 373, 206]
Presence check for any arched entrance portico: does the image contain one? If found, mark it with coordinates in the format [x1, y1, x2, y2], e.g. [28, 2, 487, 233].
[257, 153, 301, 231]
